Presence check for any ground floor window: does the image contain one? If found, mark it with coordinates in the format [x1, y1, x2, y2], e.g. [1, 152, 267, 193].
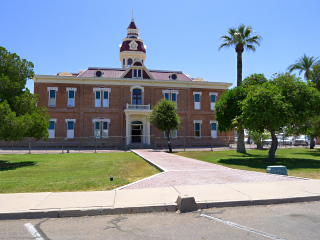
[48, 119, 56, 139]
[92, 118, 110, 138]
[65, 119, 76, 139]
[164, 129, 177, 138]
[210, 121, 217, 138]
[193, 120, 202, 138]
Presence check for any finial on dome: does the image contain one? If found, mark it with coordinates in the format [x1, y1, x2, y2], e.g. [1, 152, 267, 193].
[132, 10, 134, 22]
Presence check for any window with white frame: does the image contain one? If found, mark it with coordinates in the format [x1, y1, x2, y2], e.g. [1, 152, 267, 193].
[93, 88, 111, 108]
[164, 129, 177, 138]
[94, 122, 100, 138]
[48, 119, 56, 139]
[103, 91, 109, 107]
[92, 118, 110, 138]
[67, 88, 77, 107]
[210, 121, 217, 138]
[193, 120, 202, 138]
[95, 91, 101, 107]
[65, 119, 76, 139]
[209, 92, 218, 110]
[130, 85, 144, 105]
[193, 92, 202, 110]
[133, 69, 142, 79]
[163, 90, 179, 107]
[47, 87, 58, 107]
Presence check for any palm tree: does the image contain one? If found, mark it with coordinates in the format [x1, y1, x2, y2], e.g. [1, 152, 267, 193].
[219, 24, 262, 87]
[287, 54, 320, 80]
[218, 24, 261, 154]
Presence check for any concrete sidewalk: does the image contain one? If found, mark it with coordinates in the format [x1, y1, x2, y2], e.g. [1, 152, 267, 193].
[1, 149, 320, 220]
[1, 180, 320, 220]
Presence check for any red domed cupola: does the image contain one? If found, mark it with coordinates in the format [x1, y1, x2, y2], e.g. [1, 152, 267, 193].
[119, 17, 147, 69]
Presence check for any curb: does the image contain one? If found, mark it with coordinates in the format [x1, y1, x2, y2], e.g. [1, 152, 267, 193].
[1, 195, 320, 220]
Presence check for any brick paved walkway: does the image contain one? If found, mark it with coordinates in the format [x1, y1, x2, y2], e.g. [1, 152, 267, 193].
[120, 150, 306, 190]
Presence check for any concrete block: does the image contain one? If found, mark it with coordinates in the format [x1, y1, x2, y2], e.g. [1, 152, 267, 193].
[176, 195, 198, 213]
[267, 166, 287, 175]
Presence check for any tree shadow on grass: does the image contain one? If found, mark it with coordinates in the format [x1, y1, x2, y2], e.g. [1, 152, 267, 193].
[218, 157, 320, 171]
[0, 160, 36, 171]
[293, 149, 320, 158]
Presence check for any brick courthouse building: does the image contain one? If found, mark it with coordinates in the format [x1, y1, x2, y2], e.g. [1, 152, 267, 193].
[33, 18, 233, 148]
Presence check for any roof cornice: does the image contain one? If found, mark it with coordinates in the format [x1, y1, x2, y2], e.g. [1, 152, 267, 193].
[33, 75, 233, 89]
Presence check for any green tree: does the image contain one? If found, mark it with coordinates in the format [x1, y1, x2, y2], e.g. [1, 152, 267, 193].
[242, 73, 320, 161]
[287, 54, 320, 80]
[0, 46, 50, 141]
[216, 73, 320, 161]
[218, 24, 262, 153]
[309, 65, 320, 91]
[148, 98, 180, 153]
[215, 74, 265, 153]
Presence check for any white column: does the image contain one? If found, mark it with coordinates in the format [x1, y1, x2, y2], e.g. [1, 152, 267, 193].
[146, 121, 150, 144]
[126, 114, 130, 145]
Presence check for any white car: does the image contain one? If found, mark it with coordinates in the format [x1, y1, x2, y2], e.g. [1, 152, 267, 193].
[293, 135, 314, 146]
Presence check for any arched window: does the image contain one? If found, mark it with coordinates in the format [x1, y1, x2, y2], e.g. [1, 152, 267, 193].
[127, 58, 133, 67]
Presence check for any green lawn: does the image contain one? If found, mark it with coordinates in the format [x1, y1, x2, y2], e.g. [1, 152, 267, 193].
[175, 148, 320, 179]
[0, 152, 160, 193]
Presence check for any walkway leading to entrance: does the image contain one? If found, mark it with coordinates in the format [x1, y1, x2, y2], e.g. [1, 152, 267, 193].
[120, 150, 307, 190]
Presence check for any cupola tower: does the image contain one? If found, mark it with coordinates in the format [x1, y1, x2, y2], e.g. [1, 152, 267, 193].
[119, 17, 147, 69]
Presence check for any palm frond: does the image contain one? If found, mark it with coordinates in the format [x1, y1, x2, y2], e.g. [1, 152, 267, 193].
[219, 24, 261, 52]
[244, 44, 256, 52]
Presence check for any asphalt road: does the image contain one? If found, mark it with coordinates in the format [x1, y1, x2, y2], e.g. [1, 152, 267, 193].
[1, 201, 320, 240]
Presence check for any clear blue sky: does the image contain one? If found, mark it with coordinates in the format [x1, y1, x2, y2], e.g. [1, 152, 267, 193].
[1, 0, 320, 93]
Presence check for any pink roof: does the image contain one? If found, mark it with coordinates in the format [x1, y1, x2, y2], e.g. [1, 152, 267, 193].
[74, 67, 192, 81]
[150, 71, 192, 81]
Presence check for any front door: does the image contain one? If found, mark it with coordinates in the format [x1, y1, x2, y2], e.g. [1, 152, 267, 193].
[131, 121, 143, 143]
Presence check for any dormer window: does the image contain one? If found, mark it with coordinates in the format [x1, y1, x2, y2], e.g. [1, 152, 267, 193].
[95, 70, 103, 77]
[170, 73, 178, 80]
[133, 69, 142, 79]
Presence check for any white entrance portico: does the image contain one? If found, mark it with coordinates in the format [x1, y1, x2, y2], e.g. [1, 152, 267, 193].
[124, 106, 152, 145]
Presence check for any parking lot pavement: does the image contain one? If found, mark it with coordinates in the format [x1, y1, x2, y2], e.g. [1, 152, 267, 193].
[1, 201, 320, 240]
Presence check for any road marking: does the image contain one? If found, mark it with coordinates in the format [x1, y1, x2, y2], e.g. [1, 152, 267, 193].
[24, 223, 44, 240]
[200, 214, 287, 240]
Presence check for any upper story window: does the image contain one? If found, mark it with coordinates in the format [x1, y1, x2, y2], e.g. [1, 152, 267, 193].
[67, 88, 77, 107]
[130, 85, 144, 106]
[209, 92, 218, 110]
[47, 87, 58, 107]
[193, 92, 202, 110]
[132, 88, 142, 105]
[133, 69, 142, 79]
[93, 87, 111, 108]
[163, 90, 179, 107]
